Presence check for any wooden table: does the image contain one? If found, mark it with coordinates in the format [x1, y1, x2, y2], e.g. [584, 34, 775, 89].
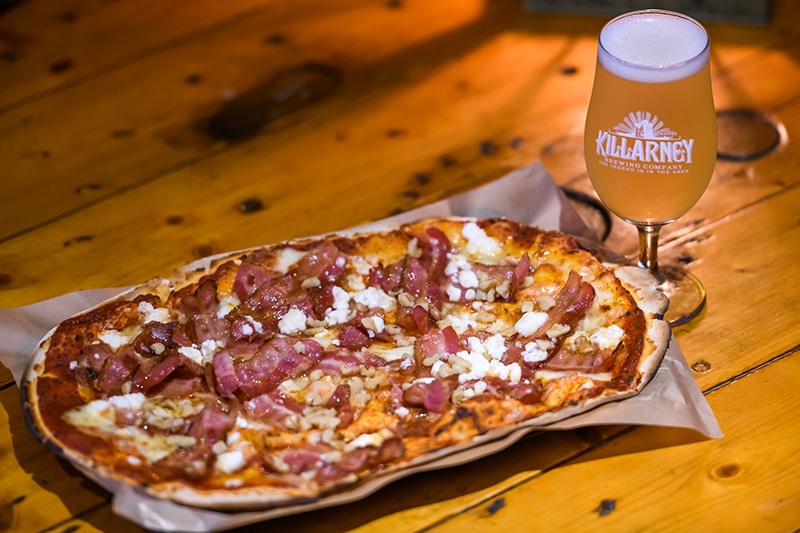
[1, 0, 799, 531]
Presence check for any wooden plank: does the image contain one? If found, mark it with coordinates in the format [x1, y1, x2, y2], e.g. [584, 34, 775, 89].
[0, 0, 273, 110]
[4, 0, 798, 244]
[48, 507, 146, 533]
[0, 367, 12, 389]
[0, 387, 113, 532]
[0, 0, 486, 241]
[4, 11, 800, 309]
[664, 183, 800, 391]
[423, 351, 800, 533]
[0, 6, 597, 306]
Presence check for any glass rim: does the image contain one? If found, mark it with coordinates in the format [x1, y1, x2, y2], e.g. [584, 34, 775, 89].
[598, 9, 710, 72]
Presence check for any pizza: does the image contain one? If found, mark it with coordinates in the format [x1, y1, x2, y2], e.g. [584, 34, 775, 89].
[22, 217, 670, 510]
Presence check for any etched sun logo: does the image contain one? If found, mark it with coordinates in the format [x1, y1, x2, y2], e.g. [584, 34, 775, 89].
[612, 111, 678, 140]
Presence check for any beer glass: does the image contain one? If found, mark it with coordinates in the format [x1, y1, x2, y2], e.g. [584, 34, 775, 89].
[584, 10, 716, 325]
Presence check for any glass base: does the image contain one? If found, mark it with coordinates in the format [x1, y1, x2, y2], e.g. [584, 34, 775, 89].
[656, 266, 707, 326]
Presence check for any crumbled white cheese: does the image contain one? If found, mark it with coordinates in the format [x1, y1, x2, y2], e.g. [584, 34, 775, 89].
[455, 349, 491, 382]
[446, 285, 462, 302]
[345, 273, 366, 292]
[324, 286, 354, 325]
[108, 392, 147, 411]
[458, 269, 479, 289]
[352, 286, 396, 312]
[215, 449, 246, 474]
[546, 323, 571, 338]
[514, 311, 549, 337]
[200, 339, 220, 359]
[361, 315, 385, 334]
[345, 428, 395, 451]
[445, 254, 469, 276]
[97, 329, 132, 352]
[347, 254, 374, 275]
[278, 307, 308, 335]
[275, 248, 308, 274]
[462, 222, 502, 260]
[590, 325, 625, 351]
[370, 344, 414, 362]
[522, 341, 549, 363]
[216, 294, 241, 318]
[483, 334, 507, 360]
[138, 301, 171, 323]
[178, 346, 204, 365]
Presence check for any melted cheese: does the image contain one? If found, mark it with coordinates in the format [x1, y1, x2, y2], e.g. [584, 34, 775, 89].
[461, 222, 502, 261]
[275, 247, 308, 274]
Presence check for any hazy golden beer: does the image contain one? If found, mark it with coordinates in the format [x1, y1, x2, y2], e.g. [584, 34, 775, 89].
[584, 10, 716, 224]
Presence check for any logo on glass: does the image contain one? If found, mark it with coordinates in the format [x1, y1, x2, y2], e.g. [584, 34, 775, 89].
[595, 111, 695, 172]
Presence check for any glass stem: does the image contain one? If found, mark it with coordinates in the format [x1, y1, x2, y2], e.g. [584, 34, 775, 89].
[636, 223, 663, 275]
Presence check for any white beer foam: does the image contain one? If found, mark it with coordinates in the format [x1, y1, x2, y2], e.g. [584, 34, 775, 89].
[599, 10, 709, 84]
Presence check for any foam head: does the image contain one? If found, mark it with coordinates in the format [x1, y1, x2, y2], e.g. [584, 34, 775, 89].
[598, 10, 709, 83]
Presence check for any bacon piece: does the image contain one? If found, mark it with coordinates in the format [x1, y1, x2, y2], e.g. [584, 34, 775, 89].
[96, 347, 140, 394]
[361, 350, 389, 369]
[131, 351, 205, 396]
[531, 270, 596, 339]
[233, 261, 270, 301]
[212, 351, 238, 397]
[171, 325, 194, 348]
[507, 382, 544, 404]
[242, 274, 296, 315]
[295, 241, 345, 283]
[402, 376, 457, 413]
[417, 227, 451, 282]
[326, 384, 354, 427]
[315, 434, 406, 482]
[425, 279, 443, 309]
[401, 257, 427, 299]
[441, 326, 461, 354]
[511, 253, 531, 296]
[402, 381, 428, 407]
[338, 325, 370, 350]
[542, 347, 616, 373]
[84, 343, 113, 374]
[235, 338, 324, 398]
[423, 377, 457, 413]
[415, 328, 458, 368]
[187, 403, 237, 446]
[179, 278, 226, 342]
[370, 435, 405, 465]
[132, 321, 178, 357]
[244, 390, 305, 422]
[412, 305, 431, 333]
[331, 449, 369, 474]
[369, 262, 403, 293]
[314, 348, 363, 375]
[395, 304, 431, 335]
[307, 283, 335, 318]
[151, 367, 207, 398]
[282, 449, 325, 475]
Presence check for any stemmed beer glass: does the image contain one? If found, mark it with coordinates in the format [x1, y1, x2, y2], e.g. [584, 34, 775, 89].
[584, 10, 717, 325]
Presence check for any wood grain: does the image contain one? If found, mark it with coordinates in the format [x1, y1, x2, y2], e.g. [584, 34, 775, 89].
[425, 351, 800, 532]
[0, 0, 273, 110]
[1, 0, 799, 531]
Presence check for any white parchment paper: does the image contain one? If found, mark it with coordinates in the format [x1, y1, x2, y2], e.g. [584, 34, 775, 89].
[0, 161, 721, 532]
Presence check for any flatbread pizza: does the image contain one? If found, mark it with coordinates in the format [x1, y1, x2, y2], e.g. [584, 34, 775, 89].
[22, 217, 670, 510]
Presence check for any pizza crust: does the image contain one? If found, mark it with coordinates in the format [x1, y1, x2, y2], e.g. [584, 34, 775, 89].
[22, 217, 671, 511]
